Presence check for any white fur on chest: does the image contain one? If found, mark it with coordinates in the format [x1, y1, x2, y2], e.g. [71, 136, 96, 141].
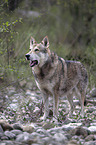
[35, 79, 55, 95]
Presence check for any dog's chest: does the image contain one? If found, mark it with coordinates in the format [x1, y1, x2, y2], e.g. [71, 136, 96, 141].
[35, 77, 54, 95]
[33, 72, 55, 95]
[32, 66, 56, 94]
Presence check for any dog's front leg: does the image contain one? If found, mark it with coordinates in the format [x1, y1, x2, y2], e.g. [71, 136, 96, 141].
[41, 95, 49, 120]
[53, 94, 59, 120]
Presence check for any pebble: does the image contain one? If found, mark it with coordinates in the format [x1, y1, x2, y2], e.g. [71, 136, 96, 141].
[90, 88, 96, 97]
[16, 132, 30, 142]
[70, 126, 89, 138]
[84, 141, 96, 145]
[0, 122, 13, 131]
[23, 125, 34, 133]
[53, 133, 68, 141]
[4, 131, 16, 139]
[0, 125, 4, 133]
[85, 134, 96, 141]
[10, 129, 23, 135]
[12, 123, 23, 131]
[88, 126, 96, 133]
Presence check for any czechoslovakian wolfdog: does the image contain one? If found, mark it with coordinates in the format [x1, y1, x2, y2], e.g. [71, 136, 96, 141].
[25, 36, 88, 120]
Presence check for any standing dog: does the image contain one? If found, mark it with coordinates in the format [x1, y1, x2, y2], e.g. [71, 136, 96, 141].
[25, 36, 88, 120]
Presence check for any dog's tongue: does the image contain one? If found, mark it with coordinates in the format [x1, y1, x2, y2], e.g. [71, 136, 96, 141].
[30, 60, 38, 67]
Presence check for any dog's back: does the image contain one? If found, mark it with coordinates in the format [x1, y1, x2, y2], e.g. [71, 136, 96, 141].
[60, 60, 88, 95]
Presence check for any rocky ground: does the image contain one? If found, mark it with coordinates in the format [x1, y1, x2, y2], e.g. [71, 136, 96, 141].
[0, 84, 96, 145]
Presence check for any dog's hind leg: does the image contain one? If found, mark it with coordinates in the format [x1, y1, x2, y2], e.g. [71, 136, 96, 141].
[75, 86, 86, 117]
[80, 91, 86, 117]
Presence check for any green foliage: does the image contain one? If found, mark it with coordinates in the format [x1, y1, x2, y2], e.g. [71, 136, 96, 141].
[0, 19, 22, 33]
[0, 2, 24, 86]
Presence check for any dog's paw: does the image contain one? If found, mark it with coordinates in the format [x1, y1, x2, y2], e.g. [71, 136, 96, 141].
[40, 115, 47, 121]
[51, 116, 58, 123]
[81, 111, 84, 118]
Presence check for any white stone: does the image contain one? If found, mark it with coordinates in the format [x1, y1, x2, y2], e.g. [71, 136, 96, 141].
[9, 103, 18, 110]
[88, 126, 96, 133]
[53, 133, 67, 141]
[16, 132, 30, 142]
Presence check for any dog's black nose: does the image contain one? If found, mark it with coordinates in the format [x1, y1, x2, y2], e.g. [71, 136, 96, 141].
[25, 54, 30, 60]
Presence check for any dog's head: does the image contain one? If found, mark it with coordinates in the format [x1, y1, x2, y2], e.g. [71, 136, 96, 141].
[25, 36, 50, 67]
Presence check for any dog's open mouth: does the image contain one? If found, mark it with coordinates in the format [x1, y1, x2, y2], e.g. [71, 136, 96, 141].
[30, 60, 38, 67]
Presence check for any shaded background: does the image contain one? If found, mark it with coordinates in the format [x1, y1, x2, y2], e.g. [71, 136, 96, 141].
[0, 0, 96, 91]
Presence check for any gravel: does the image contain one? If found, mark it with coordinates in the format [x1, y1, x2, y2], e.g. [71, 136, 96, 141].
[0, 86, 96, 144]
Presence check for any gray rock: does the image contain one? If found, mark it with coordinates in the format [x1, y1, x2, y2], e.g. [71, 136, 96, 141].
[0, 122, 13, 131]
[71, 135, 81, 141]
[84, 141, 96, 145]
[90, 123, 96, 126]
[90, 88, 96, 97]
[0, 143, 6, 145]
[10, 129, 23, 135]
[79, 138, 85, 144]
[47, 123, 79, 135]
[16, 132, 30, 142]
[40, 136, 52, 142]
[13, 123, 23, 131]
[31, 132, 46, 138]
[62, 123, 82, 131]
[85, 134, 95, 141]
[23, 125, 34, 133]
[0, 132, 4, 138]
[0, 125, 4, 133]
[31, 144, 40, 145]
[36, 128, 50, 136]
[0, 140, 20, 145]
[40, 136, 65, 145]
[87, 107, 96, 113]
[86, 99, 96, 105]
[46, 127, 61, 134]
[16, 132, 38, 144]
[70, 126, 89, 138]
[65, 133, 72, 140]
[1, 135, 9, 140]
[4, 131, 16, 139]
[53, 133, 68, 142]
[67, 140, 78, 145]
[42, 122, 55, 130]
[9, 103, 18, 110]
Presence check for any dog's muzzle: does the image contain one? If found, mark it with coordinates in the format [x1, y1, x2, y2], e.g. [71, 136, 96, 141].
[29, 60, 38, 67]
[25, 54, 30, 60]
[25, 54, 38, 67]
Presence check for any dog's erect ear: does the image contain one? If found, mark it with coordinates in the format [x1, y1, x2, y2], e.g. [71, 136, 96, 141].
[42, 36, 49, 48]
[30, 37, 36, 49]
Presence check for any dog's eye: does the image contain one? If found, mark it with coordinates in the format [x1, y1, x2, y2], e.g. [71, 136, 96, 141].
[35, 49, 39, 52]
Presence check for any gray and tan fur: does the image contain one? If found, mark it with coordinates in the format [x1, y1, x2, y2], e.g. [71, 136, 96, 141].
[25, 36, 88, 120]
